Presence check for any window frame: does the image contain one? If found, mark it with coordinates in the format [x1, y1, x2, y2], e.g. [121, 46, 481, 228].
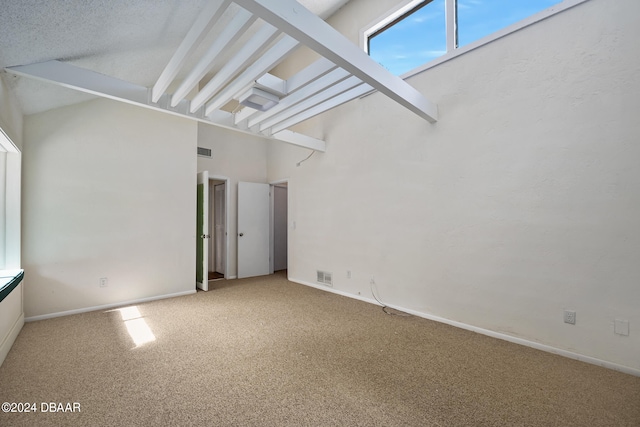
[361, 0, 591, 80]
[0, 127, 21, 270]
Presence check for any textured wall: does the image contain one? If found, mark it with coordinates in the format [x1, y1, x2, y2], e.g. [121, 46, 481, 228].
[23, 98, 197, 317]
[269, 0, 640, 371]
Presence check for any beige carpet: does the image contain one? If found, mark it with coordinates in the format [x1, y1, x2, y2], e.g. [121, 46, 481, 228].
[1, 272, 638, 426]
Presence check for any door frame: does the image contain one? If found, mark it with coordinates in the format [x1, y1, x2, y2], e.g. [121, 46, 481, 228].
[211, 180, 226, 277]
[269, 179, 288, 275]
[199, 173, 230, 284]
[196, 171, 209, 291]
[210, 175, 230, 281]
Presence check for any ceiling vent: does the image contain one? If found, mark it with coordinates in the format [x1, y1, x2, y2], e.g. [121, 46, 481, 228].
[197, 147, 212, 158]
[317, 270, 333, 287]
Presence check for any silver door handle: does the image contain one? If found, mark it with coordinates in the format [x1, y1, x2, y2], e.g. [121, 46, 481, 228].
[201, 234, 210, 239]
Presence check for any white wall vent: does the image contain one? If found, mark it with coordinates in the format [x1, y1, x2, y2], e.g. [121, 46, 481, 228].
[317, 270, 333, 287]
[197, 147, 212, 158]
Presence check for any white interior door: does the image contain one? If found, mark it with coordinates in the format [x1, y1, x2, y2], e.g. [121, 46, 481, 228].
[238, 181, 270, 279]
[196, 171, 209, 291]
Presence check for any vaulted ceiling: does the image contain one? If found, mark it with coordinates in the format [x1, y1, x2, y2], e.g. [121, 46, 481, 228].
[1, 0, 437, 151]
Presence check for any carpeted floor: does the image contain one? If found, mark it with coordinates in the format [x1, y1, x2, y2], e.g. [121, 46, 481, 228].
[1, 272, 639, 426]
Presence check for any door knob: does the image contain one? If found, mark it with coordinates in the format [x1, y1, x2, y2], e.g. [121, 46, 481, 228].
[239, 233, 244, 237]
[201, 234, 210, 239]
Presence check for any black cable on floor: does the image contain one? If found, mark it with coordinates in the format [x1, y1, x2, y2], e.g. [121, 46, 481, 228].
[370, 282, 411, 317]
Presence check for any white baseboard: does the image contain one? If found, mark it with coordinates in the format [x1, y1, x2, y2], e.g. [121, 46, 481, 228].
[25, 290, 197, 322]
[291, 278, 380, 305]
[226, 275, 237, 280]
[0, 313, 24, 367]
[290, 278, 640, 377]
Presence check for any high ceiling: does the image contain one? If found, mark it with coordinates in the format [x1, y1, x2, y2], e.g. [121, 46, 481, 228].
[1, 0, 437, 150]
[0, 0, 350, 116]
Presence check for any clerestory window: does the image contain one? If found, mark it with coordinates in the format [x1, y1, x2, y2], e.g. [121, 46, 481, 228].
[365, 0, 583, 77]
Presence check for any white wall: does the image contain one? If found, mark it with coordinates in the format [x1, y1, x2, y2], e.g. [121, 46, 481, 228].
[0, 74, 24, 367]
[268, 0, 640, 372]
[197, 123, 268, 278]
[23, 98, 197, 318]
[0, 281, 23, 366]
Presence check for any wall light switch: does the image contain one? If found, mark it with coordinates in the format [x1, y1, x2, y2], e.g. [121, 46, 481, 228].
[614, 319, 629, 336]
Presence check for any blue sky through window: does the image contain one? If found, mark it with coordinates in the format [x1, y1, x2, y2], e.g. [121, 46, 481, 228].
[369, 0, 447, 76]
[368, 0, 564, 76]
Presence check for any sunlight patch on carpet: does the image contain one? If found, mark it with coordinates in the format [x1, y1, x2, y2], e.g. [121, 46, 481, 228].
[113, 306, 156, 347]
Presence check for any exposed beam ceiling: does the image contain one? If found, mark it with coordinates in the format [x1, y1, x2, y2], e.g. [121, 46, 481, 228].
[151, 0, 233, 104]
[234, 0, 438, 123]
[8, 59, 325, 152]
[7, 0, 438, 151]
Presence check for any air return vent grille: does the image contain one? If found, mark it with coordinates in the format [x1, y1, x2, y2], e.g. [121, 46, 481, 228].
[317, 270, 333, 287]
[197, 147, 212, 158]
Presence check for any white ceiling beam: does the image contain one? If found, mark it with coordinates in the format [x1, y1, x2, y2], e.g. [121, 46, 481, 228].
[285, 57, 337, 94]
[8, 60, 324, 151]
[189, 23, 280, 113]
[270, 83, 373, 134]
[151, 0, 230, 103]
[258, 75, 362, 131]
[234, 106, 260, 125]
[10, 60, 149, 104]
[248, 67, 350, 127]
[254, 74, 286, 96]
[233, 0, 438, 123]
[204, 36, 299, 116]
[272, 130, 325, 152]
[171, 9, 256, 107]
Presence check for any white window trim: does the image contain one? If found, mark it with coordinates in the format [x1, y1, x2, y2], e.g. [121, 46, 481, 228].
[0, 127, 21, 270]
[362, 0, 426, 54]
[0, 128, 19, 154]
[360, 0, 591, 81]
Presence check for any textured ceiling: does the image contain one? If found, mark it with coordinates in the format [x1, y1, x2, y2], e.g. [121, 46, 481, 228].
[0, 0, 350, 115]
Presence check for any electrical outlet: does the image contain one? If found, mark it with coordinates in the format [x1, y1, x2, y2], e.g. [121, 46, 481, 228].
[99, 277, 108, 288]
[614, 319, 629, 336]
[564, 310, 576, 325]
[346, 270, 351, 279]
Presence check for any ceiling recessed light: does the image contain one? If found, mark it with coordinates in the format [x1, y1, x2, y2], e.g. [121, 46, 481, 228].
[238, 87, 280, 112]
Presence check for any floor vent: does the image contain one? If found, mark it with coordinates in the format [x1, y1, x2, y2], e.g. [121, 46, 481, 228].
[317, 270, 333, 287]
[197, 147, 212, 158]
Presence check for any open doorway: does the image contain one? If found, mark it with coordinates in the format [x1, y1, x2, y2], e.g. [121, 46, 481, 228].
[196, 173, 229, 291]
[271, 181, 288, 274]
[209, 179, 226, 281]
